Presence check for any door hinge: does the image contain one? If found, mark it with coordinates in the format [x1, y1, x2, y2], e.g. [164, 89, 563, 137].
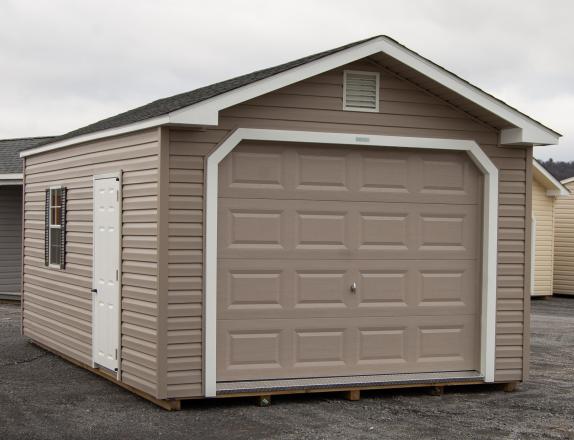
[115, 349, 118, 360]
[116, 269, 119, 281]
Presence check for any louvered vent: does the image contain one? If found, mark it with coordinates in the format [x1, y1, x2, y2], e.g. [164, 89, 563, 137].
[343, 71, 380, 112]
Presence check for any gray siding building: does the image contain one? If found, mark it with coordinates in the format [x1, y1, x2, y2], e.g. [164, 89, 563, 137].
[0, 137, 53, 299]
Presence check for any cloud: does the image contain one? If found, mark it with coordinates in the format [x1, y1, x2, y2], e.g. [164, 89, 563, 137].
[0, 0, 571, 159]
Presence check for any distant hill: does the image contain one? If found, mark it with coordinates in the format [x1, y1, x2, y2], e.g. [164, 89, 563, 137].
[538, 159, 574, 182]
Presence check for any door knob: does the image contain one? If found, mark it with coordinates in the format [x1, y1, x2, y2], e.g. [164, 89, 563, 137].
[350, 282, 357, 293]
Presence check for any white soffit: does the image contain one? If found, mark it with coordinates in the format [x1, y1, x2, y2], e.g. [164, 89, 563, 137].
[0, 173, 23, 185]
[22, 36, 560, 158]
[533, 160, 569, 196]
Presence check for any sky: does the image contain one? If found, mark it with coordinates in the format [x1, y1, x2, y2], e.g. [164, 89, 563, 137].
[0, 0, 572, 160]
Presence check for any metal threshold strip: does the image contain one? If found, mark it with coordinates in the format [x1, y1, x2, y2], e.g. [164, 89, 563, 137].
[217, 371, 484, 394]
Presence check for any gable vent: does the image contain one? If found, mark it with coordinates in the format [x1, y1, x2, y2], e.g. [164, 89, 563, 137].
[343, 70, 380, 112]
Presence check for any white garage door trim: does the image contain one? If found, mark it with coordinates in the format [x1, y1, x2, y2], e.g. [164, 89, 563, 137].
[204, 128, 499, 397]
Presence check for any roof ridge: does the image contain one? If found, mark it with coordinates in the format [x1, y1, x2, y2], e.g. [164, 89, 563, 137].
[26, 34, 560, 151]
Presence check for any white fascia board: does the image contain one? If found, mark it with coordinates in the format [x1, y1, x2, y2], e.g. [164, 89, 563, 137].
[169, 39, 387, 125]
[172, 37, 560, 146]
[0, 173, 23, 180]
[20, 115, 170, 158]
[22, 36, 560, 158]
[533, 160, 569, 196]
[0, 174, 23, 185]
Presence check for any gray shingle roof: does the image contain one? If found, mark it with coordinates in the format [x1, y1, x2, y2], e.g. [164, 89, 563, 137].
[0, 137, 55, 174]
[33, 36, 381, 148]
[32, 35, 560, 150]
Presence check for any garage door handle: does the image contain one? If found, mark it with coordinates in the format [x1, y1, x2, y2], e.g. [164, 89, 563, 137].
[350, 282, 357, 293]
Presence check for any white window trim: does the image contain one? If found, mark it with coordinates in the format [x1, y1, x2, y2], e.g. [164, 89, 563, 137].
[48, 186, 63, 269]
[343, 70, 380, 113]
[203, 128, 499, 397]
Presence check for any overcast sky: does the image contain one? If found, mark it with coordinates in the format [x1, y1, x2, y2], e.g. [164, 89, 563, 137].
[1, 0, 572, 160]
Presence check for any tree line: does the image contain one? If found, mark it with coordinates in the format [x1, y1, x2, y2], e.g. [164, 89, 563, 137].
[538, 159, 574, 181]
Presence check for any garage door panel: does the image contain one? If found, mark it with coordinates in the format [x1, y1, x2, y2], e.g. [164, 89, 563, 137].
[219, 142, 480, 205]
[219, 198, 479, 260]
[217, 315, 477, 381]
[218, 259, 478, 319]
[217, 141, 481, 383]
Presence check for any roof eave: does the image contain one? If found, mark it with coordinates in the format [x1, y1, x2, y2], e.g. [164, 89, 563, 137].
[0, 173, 23, 185]
[533, 160, 569, 196]
[22, 36, 561, 158]
[501, 127, 560, 147]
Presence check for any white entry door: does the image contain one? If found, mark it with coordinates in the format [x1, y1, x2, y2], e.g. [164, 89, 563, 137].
[92, 174, 121, 372]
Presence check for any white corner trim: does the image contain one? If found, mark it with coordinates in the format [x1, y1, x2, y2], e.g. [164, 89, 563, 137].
[531, 216, 536, 296]
[532, 160, 569, 196]
[21, 36, 559, 159]
[203, 128, 499, 397]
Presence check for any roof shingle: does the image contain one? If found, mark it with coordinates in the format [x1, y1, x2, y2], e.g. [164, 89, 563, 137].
[31, 35, 559, 150]
[0, 137, 55, 174]
[33, 36, 380, 148]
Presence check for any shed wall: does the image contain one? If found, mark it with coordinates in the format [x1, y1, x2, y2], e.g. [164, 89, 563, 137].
[22, 129, 162, 396]
[164, 60, 530, 397]
[532, 179, 555, 296]
[0, 185, 22, 298]
[163, 129, 205, 398]
[553, 180, 574, 295]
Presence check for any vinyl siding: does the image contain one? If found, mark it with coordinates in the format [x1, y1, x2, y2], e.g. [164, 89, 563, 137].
[163, 130, 204, 398]
[0, 185, 22, 297]
[22, 129, 161, 397]
[164, 59, 529, 397]
[532, 179, 555, 296]
[553, 180, 574, 294]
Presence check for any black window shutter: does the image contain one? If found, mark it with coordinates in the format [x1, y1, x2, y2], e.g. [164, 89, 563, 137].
[44, 189, 50, 266]
[59, 187, 67, 269]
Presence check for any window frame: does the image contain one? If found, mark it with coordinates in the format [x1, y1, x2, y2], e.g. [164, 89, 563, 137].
[342, 70, 380, 113]
[47, 186, 64, 268]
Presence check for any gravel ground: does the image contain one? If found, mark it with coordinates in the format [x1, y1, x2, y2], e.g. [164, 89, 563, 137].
[1, 297, 573, 440]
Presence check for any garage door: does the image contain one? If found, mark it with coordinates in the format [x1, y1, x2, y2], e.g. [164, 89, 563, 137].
[217, 141, 481, 382]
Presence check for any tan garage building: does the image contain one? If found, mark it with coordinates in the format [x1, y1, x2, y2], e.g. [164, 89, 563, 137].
[19, 36, 561, 409]
[553, 177, 574, 295]
[531, 160, 568, 297]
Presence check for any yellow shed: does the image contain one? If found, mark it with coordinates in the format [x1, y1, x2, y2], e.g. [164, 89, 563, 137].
[532, 161, 568, 297]
[553, 175, 574, 295]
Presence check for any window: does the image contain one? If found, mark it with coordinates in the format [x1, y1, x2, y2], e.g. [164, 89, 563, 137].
[45, 187, 67, 268]
[343, 70, 380, 112]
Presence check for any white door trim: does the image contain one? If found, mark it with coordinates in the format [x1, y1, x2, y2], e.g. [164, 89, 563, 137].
[92, 172, 122, 380]
[204, 128, 499, 397]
